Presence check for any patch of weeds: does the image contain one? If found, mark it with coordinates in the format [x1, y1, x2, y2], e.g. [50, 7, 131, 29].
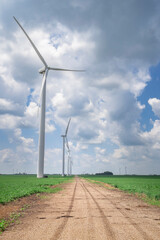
[0, 212, 22, 234]
[20, 204, 30, 212]
[10, 212, 21, 223]
[39, 194, 48, 200]
[0, 204, 31, 234]
[0, 219, 9, 233]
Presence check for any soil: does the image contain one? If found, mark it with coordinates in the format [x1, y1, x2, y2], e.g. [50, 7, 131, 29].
[0, 177, 160, 240]
[0, 194, 41, 219]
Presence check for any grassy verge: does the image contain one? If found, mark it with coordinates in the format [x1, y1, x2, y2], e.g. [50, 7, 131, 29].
[0, 175, 73, 234]
[0, 186, 62, 234]
[0, 207, 26, 234]
[82, 175, 160, 207]
[0, 175, 73, 204]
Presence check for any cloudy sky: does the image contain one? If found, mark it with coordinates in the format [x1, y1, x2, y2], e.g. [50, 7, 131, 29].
[0, 0, 160, 175]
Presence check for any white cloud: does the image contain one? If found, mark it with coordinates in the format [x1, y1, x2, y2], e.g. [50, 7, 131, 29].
[22, 102, 39, 128]
[0, 149, 14, 163]
[0, 128, 37, 173]
[44, 148, 62, 174]
[14, 128, 34, 147]
[0, 98, 20, 112]
[148, 98, 160, 118]
[0, 114, 21, 129]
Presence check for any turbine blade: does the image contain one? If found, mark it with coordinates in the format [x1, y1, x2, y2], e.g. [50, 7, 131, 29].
[48, 67, 85, 72]
[37, 70, 48, 117]
[65, 118, 71, 136]
[13, 16, 48, 68]
[37, 76, 45, 117]
[65, 136, 69, 149]
[65, 136, 70, 152]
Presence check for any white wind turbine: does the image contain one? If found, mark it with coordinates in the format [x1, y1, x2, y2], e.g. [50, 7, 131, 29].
[61, 118, 71, 176]
[13, 17, 84, 178]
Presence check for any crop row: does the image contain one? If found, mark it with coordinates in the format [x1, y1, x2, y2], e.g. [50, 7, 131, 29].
[83, 175, 160, 205]
[0, 175, 73, 204]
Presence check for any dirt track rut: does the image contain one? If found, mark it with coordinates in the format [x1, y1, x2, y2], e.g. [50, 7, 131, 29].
[1, 177, 160, 240]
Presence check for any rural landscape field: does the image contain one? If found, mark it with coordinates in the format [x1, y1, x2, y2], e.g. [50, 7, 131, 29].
[1, 0, 160, 239]
[0, 175, 73, 234]
[0, 175, 160, 239]
[83, 175, 160, 206]
[0, 175, 73, 204]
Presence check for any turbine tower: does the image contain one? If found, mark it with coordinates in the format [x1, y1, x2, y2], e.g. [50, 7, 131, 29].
[61, 118, 71, 176]
[13, 17, 84, 178]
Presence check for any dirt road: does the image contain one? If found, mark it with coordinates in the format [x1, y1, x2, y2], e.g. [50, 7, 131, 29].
[1, 177, 160, 240]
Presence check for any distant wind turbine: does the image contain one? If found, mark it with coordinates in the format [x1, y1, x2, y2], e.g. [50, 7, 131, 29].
[13, 17, 84, 178]
[61, 118, 71, 176]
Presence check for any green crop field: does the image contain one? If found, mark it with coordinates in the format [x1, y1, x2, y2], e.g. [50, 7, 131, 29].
[82, 175, 160, 206]
[0, 175, 73, 204]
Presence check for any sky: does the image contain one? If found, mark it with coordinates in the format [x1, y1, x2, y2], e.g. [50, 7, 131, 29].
[0, 0, 160, 175]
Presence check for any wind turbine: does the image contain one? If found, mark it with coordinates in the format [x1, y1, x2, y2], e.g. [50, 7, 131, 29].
[61, 118, 71, 176]
[13, 17, 84, 178]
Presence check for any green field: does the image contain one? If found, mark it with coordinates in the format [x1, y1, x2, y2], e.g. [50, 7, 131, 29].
[82, 175, 160, 206]
[0, 175, 73, 204]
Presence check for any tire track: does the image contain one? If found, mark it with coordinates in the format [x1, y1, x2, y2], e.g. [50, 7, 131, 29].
[85, 180, 153, 240]
[51, 180, 77, 240]
[80, 180, 116, 240]
[80, 182, 97, 239]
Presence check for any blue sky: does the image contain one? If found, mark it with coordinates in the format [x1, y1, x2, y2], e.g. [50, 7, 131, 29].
[0, 0, 160, 175]
[138, 63, 160, 130]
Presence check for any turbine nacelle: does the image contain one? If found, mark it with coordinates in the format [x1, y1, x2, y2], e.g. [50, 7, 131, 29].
[39, 67, 46, 74]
